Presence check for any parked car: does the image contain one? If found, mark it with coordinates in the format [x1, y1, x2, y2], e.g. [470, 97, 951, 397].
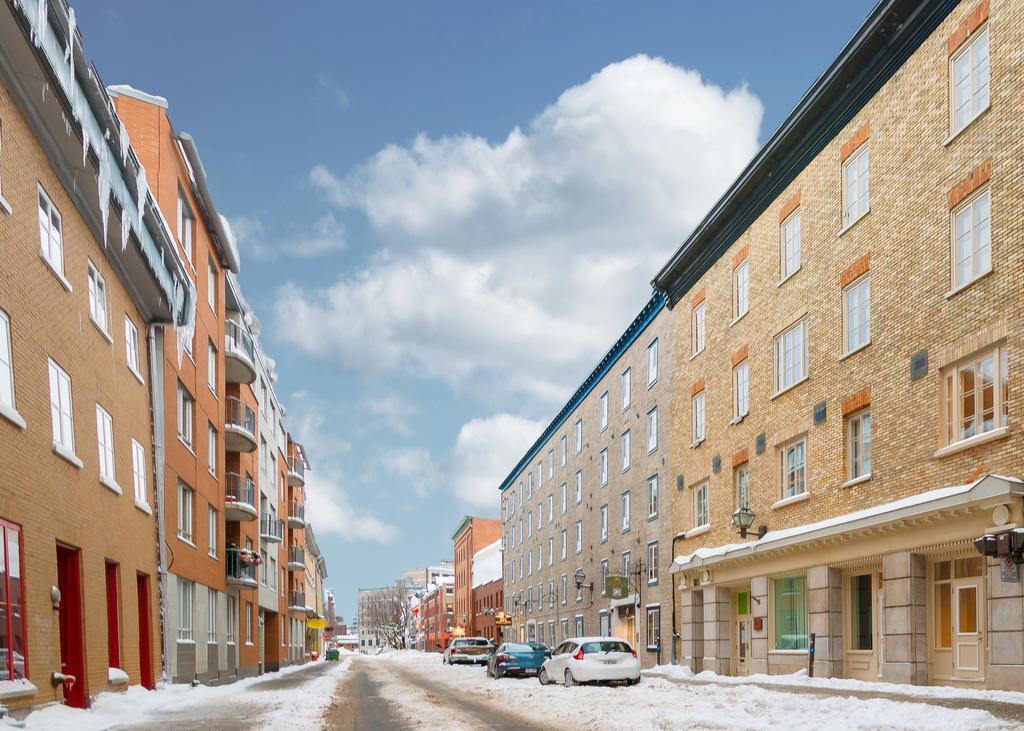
[487, 642, 550, 678]
[538, 637, 640, 686]
[442, 637, 494, 665]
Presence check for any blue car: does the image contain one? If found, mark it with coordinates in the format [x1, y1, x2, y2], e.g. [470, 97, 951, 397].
[487, 642, 550, 679]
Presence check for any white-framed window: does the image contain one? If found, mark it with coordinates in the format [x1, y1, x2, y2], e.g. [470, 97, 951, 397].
[600, 504, 608, 542]
[560, 529, 567, 560]
[48, 358, 75, 453]
[177, 578, 194, 642]
[599, 449, 608, 486]
[226, 595, 236, 644]
[536, 545, 542, 571]
[575, 470, 582, 503]
[575, 615, 584, 634]
[124, 316, 142, 379]
[774, 318, 808, 393]
[527, 472, 533, 499]
[646, 605, 661, 650]
[38, 185, 65, 278]
[646, 407, 658, 453]
[620, 491, 630, 532]
[561, 575, 568, 606]
[547, 493, 554, 523]
[647, 542, 659, 585]
[575, 521, 583, 554]
[87, 262, 109, 335]
[691, 390, 705, 444]
[600, 561, 609, 597]
[692, 301, 706, 356]
[177, 188, 194, 265]
[207, 422, 217, 476]
[943, 346, 1008, 445]
[734, 259, 749, 319]
[207, 341, 217, 394]
[0, 310, 15, 414]
[535, 503, 542, 531]
[560, 435, 567, 467]
[950, 26, 989, 135]
[178, 480, 194, 543]
[843, 275, 871, 354]
[621, 551, 630, 576]
[176, 381, 194, 448]
[647, 338, 659, 386]
[547, 449, 554, 479]
[95, 404, 115, 483]
[131, 438, 148, 506]
[952, 188, 991, 290]
[574, 419, 582, 453]
[207, 588, 217, 643]
[772, 575, 808, 651]
[647, 474, 659, 518]
[779, 438, 807, 499]
[848, 410, 872, 481]
[693, 481, 709, 529]
[842, 144, 870, 228]
[537, 462, 543, 489]
[621, 430, 631, 472]
[547, 537, 553, 566]
[527, 551, 532, 577]
[560, 483, 567, 514]
[621, 368, 631, 411]
[599, 391, 609, 431]
[208, 257, 218, 313]
[527, 512, 532, 539]
[733, 360, 749, 421]
[735, 462, 750, 510]
[781, 210, 801, 280]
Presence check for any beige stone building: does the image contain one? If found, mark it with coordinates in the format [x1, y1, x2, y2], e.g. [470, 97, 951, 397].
[500, 293, 675, 667]
[654, 0, 1024, 691]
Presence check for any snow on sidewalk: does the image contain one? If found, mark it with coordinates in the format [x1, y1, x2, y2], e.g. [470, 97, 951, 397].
[369, 650, 1012, 730]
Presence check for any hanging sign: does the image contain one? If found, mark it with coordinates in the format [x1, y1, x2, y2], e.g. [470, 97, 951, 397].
[605, 575, 629, 600]
[306, 618, 327, 629]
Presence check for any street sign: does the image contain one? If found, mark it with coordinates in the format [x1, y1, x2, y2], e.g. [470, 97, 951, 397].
[306, 618, 327, 629]
[494, 611, 512, 626]
[1001, 557, 1021, 583]
[605, 575, 629, 600]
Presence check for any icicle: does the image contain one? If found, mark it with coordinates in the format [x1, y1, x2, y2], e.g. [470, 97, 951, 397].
[120, 206, 131, 252]
[118, 122, 130, 166]
[41, 81, 47, 102]
[65, 7, 75, 87]
[96, 147, 111, 248]
[62, 111, 71, 137]
[135, 164, 147, 229]
[32, 0, 48, 48]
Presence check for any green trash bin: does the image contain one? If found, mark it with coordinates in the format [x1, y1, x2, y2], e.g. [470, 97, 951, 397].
[326, 649, 340, 662]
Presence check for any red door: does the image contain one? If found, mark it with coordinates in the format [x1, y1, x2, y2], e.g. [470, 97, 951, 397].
[137, 573, 153, 689]
[56, 544, 86, 708]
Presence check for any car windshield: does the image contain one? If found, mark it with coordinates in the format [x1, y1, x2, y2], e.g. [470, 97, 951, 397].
[504, 643, 536, 652]
[581, 641, 632, 654]
[463, 639, 491, 646]
[528, 643, 549, 652]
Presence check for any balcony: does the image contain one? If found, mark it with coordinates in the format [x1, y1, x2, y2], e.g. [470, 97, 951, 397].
[287, 455, 305, 487]
[288, 546, 305, 571]
[224, 320, 256, 385]
[288, 590, 307, 613]
[225, 546, 258, 589]
[224, 473, 257, 522]
[225, 396, 257, 453]
[259, 513, 284, 544]
[287, 500, 306, 528]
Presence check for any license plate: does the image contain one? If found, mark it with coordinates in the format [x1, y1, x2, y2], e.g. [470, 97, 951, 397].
[601, 660, 617, 665]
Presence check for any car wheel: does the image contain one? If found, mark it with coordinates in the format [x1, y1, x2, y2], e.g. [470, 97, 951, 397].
[564, 668, 577, 687]
[538, 668, 549, 685]
[627, 677, 640, 686]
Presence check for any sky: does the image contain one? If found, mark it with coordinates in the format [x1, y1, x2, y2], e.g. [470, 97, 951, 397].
[82, 0, 876, 621]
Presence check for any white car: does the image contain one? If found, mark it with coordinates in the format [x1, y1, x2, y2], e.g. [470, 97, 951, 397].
[538, 637, 640, 686]
[442, 637, 494, 665]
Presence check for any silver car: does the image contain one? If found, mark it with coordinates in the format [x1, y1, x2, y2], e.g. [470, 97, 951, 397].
[442, 637, 494, 665]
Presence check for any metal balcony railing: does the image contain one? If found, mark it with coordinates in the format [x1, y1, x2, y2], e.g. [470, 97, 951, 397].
[259, 513, 284, 542]
[287, 455, 305, 482]
[288, 590, 306, 608]
[288, 501, 305, 524]
[225, 472, 255, 506]
[225, 396, 256, 436]
[226, 546, 258, 586]
[289, 546, 305, 566]
[225, 319, 255, 363]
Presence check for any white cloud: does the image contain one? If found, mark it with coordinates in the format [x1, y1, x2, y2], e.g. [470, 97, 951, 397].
[231, 211, 346, 261]
[449, 413, 545, 511]
[317, 74, 350, 110]
[278, 55, 762, 407]
[363, 393, 416, 435]
[377, 446, 439, 498]
[304, 466, 399, 544]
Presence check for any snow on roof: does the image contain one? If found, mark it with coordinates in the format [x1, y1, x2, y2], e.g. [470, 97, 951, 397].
[106, 84, 168, 108]
[472, 538, 502, 588]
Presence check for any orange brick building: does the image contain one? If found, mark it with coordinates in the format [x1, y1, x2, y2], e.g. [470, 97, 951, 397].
[451, 516, 501, 636]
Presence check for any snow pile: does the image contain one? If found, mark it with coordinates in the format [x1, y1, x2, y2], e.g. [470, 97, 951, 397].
[471, 538, 502, 588]
[107, 667, 129, 684]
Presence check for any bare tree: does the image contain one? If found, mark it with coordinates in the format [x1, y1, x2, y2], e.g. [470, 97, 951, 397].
[362, 580, 412, 649]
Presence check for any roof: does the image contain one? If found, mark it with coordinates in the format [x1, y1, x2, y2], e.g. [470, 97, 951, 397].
[653, 0, 959, 306]
[450, 515, 474, 541]
[498, 292, 665, 492]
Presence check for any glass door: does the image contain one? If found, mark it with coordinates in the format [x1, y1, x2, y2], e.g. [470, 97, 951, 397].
[734, 590, 751, 676]
[954, 583, 983, 678]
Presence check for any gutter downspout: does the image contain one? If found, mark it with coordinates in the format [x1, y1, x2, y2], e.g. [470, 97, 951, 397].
[148, 324, 173, 684]
[671, 531, 686, 666]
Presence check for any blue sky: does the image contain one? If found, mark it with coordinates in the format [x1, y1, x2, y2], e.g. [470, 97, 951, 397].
[84, 1, 875, 621]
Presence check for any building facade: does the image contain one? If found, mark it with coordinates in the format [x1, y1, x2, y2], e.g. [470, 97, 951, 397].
[471, 538, 503, 646]
[451, 516, 501, 636]
[656, 0, 1024, 691]
[500, 294, 675, 667]
[422, 582, 454, 653]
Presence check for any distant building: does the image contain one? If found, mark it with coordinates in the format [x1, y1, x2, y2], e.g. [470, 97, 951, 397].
[451, 516, 502, 636]
[472, 539, 503, 645]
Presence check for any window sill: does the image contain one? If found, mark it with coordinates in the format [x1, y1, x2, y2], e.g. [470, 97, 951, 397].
[777, 266, 801, 288]
[0, 193, 12, 216]
[90, 316, 113, 345]
[178, 437, 196, 456]
[730, 310, 749, 327]
[943, 103, 990, 147]
[690, 438, 704, 449]
[178, 536, 197, 548]
[176, 639, 196, 645]
[839, 341, 871, 362]
[135, 499, 153, 515]
[648, 513, 659, 522]
[689, 348, 705, 361]
[100, 475, 124, 496]
[730, 413, 748, 426]
[933, 426, 1009, 458]
[945, 267, 993, 300]
[0, 403, 26, 430]
[841, 473, 872, 489]
[647, 378, 658, 390]
[686, 525, 710, 539]
[839, 208, 871, 238]
[40, 253, 73, 292]
[770, 374, 809, 400]
[129, 365, 146, 385]
[53, 442, 83, 469]
[0, 679, 38, 700]
[772, 492, 810, 510]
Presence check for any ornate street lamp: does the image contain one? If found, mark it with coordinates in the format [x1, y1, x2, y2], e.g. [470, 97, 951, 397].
[573, 568, 592, 591]
[731, 505, 767, 540]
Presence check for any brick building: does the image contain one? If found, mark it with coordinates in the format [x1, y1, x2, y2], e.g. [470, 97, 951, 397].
[422, 581, 454, 653]
[656, 0, 1024, 691]
[451, 516, 501, 636]
[471, 538, 503, 645]
[500, 293, 675, 667]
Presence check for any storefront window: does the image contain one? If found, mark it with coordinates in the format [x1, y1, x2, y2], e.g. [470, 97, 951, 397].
[850, 574, 872, 651]
[773, 575, 807, 650]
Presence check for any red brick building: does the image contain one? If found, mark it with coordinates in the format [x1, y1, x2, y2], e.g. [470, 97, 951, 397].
[422, 582, 453, 652]
[451, 516, 501, 636]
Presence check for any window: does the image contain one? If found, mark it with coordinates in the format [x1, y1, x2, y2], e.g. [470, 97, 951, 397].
[779, 439, 807, 499]
[646, 605, 661, 650]
[621, 551, 631, 576]
[600, 561, 608, 596]
[207, 588, 217, 643]
[0, 310, 14, 416]
[692, 302, 706, 355]
[0, 521, 26, 680]
[599, 391, 608, 431]
[620, 491, 630, 532]
[560, 530, 567, 560]
[548, 537, 554, 566]
[207, 506, 217, 557]
[561, 576, 568, 606]
[844, 276, 870, 353]
[773, 575, 808, 650]
[131, 438, 148, 506]
[621, 368, 631, 411]
[547, 449, 554, 479]
[647, 407, 658, 453]
[96, 404, 115, 484]
[547, 493, 554, 523]
[226, 595, 236, 643]
[600, 505, 608, 542]
[647, 475, 659, 518]
[647, 339, 659, 386]
[621, 430, 631, 472]
[38, 186, 64, 278]
[647, 542, 659, 585]
[178, 577, 194, 641]
[952, 189, 991, 289]
[526, 511, 533, 539]
[734, 259, 749, 319]
[178, 481, 194, 543]
[207, 341, 218, 394]
[575, 470, 582, 503]
[599, 449, 608, 486]
[842, 145, 870, 227]
[951, 26, 989, 135]
[575, 521, 583, 554]
[693, 482, 708, 529]
[527, 472, 533, 499]
[575, 616, 584, 636]
[691, 390, 705, 444]
[781, 210, 800, 279]
[48, 358, 75, 453]
[850, 574, 873, 652]
[733, 360, 749, 420]
[207, 422, 217, 476]
[735, 463, 750, 509]
[560, 435, 567, 467]
[208, 258, 218, 312]
[176, 381, 194, 448]
[527, 549, 532, 576]
[87, 262, 109, 334]
[245, 601, 252, 644]
[848, 410, 872, 480]
[774, 319, 808, 393]
[124, 317, 142, 379]
[574, 419, 582, 453]
[943, 346, 1008, 445]
[536, 546, 542, 571]
[177, 189, 194, 265]
[560, 483, 567, 514]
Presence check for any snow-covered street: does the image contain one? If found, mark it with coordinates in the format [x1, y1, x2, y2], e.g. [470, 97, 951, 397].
[8, 650, 1024, 730]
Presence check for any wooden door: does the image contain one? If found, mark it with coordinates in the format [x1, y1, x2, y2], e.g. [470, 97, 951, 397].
[56, 544, 86, 708]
